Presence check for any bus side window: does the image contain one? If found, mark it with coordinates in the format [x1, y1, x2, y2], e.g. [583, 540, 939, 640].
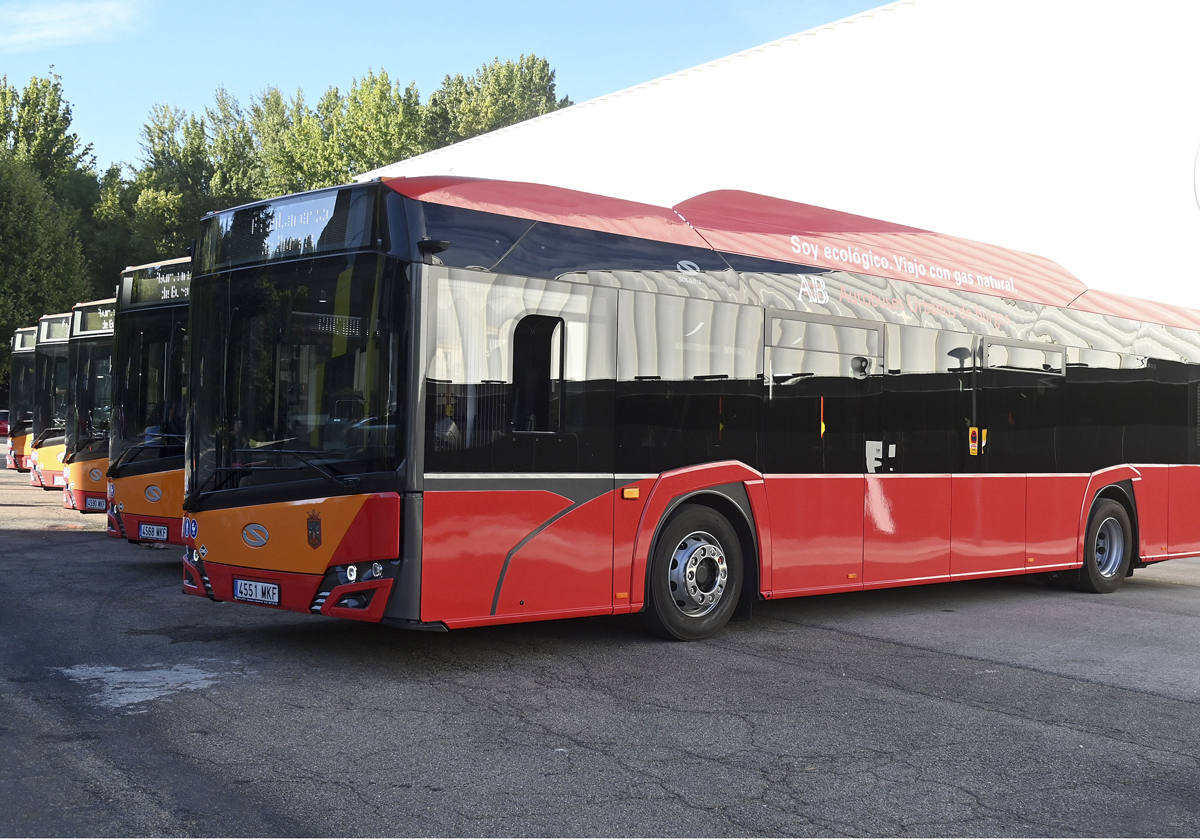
[512, 315, 564, 433]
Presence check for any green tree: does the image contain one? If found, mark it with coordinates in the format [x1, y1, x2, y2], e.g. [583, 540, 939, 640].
[130, 104, 213, 255]
[0, 73, 119, 298]
[0, 72, 95, 203]
[0, 153, 90, 392]
[421, 55, 571, 150]
[338, 69, 423, 175]
[207, 87, 262, 208]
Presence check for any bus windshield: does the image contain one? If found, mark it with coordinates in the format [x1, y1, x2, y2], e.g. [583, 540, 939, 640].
[189, 252, 406, 500]
[109, 306, 188, 472]
[33, 343, 69, 443]
[9, 352, 35, 437]
[67, 336, 114, 461]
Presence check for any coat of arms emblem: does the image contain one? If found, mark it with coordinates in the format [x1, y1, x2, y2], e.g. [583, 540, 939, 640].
[307, 510, 322, 549]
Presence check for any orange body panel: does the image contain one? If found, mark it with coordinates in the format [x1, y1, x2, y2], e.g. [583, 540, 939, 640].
[7, 433, 30, 470]
[185, 493, 401, 575]
[31, 443, 66, 488]
[65, 456, 109, 512]
[112, 468, 185, 543]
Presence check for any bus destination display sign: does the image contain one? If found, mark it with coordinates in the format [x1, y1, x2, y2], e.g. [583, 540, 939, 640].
[131, 269, 191, 304]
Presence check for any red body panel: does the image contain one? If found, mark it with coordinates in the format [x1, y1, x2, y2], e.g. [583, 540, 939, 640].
[1025, 474, 1090, 569]
[1132, 466, 1170, 561]
[328, 494, 403, 567]
[202, 561, 324, 613]
[64, 487, 108, 512]
[950, 474, 1027, 578]
[863, 474, 952, 587]
[765, 475, 864, 596]
[420, 490, 581, 625]
[491, 494, 615, 620]
[613, 479, 654, 614]
[120, 511, 183, 545]
[1168, 464, 1200, 557]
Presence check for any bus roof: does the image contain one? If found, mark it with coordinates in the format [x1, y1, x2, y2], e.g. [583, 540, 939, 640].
[385, 175, 1200, 331]
[121, 255, 191, 274]
[384, 176, 711, 249]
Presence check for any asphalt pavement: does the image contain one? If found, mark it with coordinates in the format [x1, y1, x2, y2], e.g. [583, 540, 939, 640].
[1, 466, 1198, 837]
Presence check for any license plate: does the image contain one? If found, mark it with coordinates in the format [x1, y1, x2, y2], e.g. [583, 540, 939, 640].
[53, 474, 64, 486]
[85, 497, 107, 511]
[139, 523, 169, 541]
[233, 578, 280, 606]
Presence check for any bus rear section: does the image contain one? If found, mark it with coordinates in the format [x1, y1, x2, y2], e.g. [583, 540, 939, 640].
[181, 177, 1200, 639]
[62, 299, 115, 513]
[7, 327, 36, 471]
[30, 313, 71, 490]
[107, 257, 190, 543]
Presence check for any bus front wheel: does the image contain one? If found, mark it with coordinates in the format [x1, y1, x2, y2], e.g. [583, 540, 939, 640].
[1078, 498, 1133, 594]
[644, 505, 743, 641]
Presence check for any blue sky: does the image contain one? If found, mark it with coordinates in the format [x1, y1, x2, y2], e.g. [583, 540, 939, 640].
[0, 0, 884, 173]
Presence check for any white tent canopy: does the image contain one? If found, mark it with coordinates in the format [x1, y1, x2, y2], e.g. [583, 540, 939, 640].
[360, 0, 1200, 309]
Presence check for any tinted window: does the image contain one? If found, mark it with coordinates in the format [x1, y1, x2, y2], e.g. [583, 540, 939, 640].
[616, 292, 762, 473]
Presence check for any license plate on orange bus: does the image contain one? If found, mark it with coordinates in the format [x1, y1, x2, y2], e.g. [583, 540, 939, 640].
[138, 523, 169, 541]
[233, 579, 279, 606]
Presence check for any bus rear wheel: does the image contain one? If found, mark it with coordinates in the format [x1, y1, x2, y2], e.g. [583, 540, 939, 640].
[644, 505, 743, 641]
[1078, 498, 1133, 594]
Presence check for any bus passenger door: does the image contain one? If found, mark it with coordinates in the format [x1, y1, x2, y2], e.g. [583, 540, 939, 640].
[954, 340, 1064, 577]
[865, 326, 972, 587]
[762, 313, 880, 595]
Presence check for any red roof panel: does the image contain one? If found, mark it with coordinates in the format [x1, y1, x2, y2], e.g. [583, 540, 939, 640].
[384, 176, 1200, 328]
[1066, 288, 1200, 331]
[673, 190, 1088, 308]
[383, 176, 710, 249]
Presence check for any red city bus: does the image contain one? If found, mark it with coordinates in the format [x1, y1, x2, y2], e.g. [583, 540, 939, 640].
[7, 326, 37, 471]
[182, 177, 1200, 639]
[107, 257, 191, 543]
[29, 313, 71, 491]
[63, 299, 116, 513]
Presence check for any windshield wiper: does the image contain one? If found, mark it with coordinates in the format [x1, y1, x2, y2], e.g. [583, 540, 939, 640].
[233, 447, 360, 488]
[109, 433, 185, 473]
[31, 425, 65, 447]
[65, 432, 110, 463]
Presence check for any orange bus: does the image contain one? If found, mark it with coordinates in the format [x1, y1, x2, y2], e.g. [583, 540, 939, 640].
[107, 258, 190, 542]
[6, 326, 36, 471]
[63, 299, 116, 513]
[29, 312, 71, 490]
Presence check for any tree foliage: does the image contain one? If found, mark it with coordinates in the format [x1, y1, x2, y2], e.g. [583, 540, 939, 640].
[0, 55, 571, 394]
[0, 154, 90, 391]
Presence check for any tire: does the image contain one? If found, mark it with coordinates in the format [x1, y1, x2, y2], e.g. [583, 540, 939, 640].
[1077, 498, 1133, 593]
[644, 505, 743, 640]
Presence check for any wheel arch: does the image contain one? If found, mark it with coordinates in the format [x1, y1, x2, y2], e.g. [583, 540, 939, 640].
[642, 484, 761, 620]
[1092, 479, 1140, 573]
